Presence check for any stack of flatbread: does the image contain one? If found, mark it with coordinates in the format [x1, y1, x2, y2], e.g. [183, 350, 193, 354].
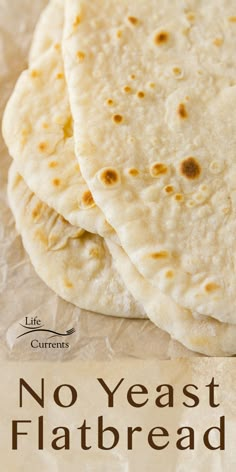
[3, 0, 236, 356]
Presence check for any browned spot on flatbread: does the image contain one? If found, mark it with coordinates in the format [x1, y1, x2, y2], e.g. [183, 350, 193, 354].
[128, 168, 139, 176]
[150, 163, 168, 177]
[13, 174, 23, 187]
[164, 185, 174, 194]
[32, 202, 43, 220]
[205, 282, 220, 293]
[38, 142, 48, 153]
[56, 72, 64, 79]
[137, 91, 145, 98]
[63, 116, 73, 138]
[82, 190, 95, 208]
[52, 178, 61, 187]
[73, 15, 81, 28]
[128, 16, 139, 26]
[180, 157, 201, 180]
[106, 99, 114, 106]
[21, 128, 30, 145]
[30, 69, 40, 78]
[165, 270, 174, 279]
[34, 230, 48, 246]
[64, 279, 74, 289]
[228, 16, 236, 22]
[154, 31, 170, 45]
[172, 67, 182, 76]
[112, 114, 124, 124]
[112, 115, 124, 125]
[186, 12, 195, 22]
[77, 51, 85, 61]
[48, 161, 58, 168]
[21, 128, 29, 136]
[99, 168, 120, 186]
[89, 248, 100, 258]
[177, 103, 188, 119]
[150, 251, 169, 259]
[213, 37, 223, 46]
[123, 86, 132, 93]
[174, 193, 184, 202]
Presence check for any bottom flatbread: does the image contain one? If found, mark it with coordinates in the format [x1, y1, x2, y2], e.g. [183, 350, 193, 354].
[107, 240, 236, 357]
[8, 163, 145, 320]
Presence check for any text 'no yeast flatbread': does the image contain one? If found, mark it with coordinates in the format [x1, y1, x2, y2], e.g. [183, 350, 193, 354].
[63, 0, 236, 324]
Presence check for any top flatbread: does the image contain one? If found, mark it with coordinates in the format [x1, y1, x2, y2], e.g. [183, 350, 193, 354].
[63, 0, 236, 323]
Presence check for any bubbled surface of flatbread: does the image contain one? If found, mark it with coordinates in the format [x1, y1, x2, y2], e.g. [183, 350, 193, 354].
[107, 240, 236, 357]
[8, 163, 146, 319]
[63, 0, 236, 323]
[2, 44, 115, 240]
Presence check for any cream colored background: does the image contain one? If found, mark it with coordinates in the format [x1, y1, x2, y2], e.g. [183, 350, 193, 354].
[0, 360, 236, 471]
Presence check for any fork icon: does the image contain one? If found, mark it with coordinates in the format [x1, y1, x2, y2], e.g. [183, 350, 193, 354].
[47, 327, 76, 339]
[66, 328, 76, 336]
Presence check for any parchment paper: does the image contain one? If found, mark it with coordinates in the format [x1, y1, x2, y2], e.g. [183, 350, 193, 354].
[0, 0, 201, 361]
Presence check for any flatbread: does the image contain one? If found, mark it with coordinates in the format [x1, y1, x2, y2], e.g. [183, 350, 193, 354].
[63, 0, 236, 323]
[7, 163, 145, 319]
[107, 240, 236, 356]
[2, 20, 115, 240]
[29, 0, 64, 63]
